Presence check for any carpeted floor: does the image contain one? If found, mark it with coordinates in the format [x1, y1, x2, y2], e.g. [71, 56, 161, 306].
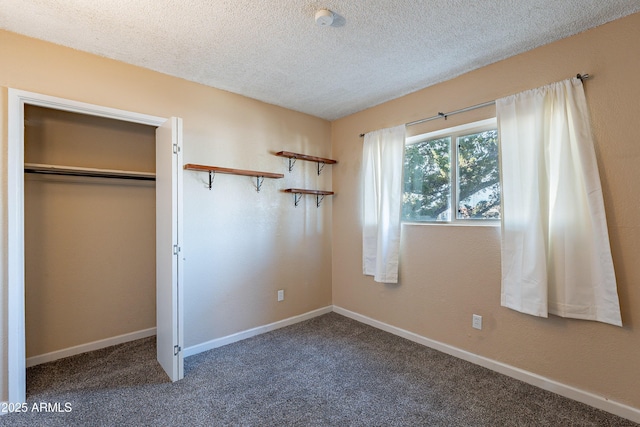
[0, 313, 636, 426]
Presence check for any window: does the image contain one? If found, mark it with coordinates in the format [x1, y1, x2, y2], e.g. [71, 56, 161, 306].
[402, 118, 500, 223]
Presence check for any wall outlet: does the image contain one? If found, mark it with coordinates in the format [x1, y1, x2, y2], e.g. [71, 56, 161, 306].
[277, 290, 284, 302]
[472, 314, 483, 330]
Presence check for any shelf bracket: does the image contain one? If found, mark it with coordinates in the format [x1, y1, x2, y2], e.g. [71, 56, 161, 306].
[293, 193, 302, 207]
[287, 157, 297, 172]
[316, 194, 326, 207]
[208, 171, 215, 190]
[317, 161, 326, 176]
[255, 176, 265, 192]
[185, 164, 283, 193]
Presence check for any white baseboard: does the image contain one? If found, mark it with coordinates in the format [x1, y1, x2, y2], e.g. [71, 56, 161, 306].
[26, 327, 157, 368]
[332, 305, 640, 424]
[183, 306, 333, 358]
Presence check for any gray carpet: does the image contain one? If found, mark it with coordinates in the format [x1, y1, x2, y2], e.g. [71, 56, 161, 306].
[0, 313, 636, 426]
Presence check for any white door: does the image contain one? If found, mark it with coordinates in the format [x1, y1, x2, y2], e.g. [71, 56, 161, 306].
[156, 117, 184, 381]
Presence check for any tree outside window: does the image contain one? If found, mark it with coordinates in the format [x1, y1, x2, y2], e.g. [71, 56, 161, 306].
[402, 120, 500, 223]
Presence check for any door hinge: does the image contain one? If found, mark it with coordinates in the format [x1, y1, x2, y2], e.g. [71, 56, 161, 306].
[173, 245, 180, 255]
[174, 345, 181, 355]
[172, 144, 180, 154]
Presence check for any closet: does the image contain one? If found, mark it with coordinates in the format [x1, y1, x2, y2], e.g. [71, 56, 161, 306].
[24, 105, 157, 363]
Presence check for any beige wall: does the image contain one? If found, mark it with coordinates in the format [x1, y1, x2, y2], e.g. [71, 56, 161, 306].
[24, 106, 156, 357]
[332, 12, 640, 411]
[1, 8, 638, 415]
[0, 30, 332, 397]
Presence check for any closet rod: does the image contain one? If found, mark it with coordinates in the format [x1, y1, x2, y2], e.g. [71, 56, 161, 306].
[24, 163, 156, 181]
[359, 73, 591, 137]
[25, 170, 156, 181]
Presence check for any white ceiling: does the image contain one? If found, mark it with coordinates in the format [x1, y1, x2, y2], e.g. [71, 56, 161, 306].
[1, 1, 639, 120]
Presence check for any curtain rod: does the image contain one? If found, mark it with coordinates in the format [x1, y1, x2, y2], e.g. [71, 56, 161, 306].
[359, 73, 591, 137]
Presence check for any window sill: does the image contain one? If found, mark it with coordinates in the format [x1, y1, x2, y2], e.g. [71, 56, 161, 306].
[402, 220, 500, 227]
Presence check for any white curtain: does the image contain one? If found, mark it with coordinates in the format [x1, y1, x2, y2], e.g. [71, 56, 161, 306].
[497, 77, 622, 326]
[362, 125, 406, 283]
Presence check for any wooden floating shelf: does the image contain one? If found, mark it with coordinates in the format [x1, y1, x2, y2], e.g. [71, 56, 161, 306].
[283, 188, 334, 196]
[283, 188, 334, 207]
[184, 163, 284, 179]
[24, 163, 155, 181]
[275, 151, 337, 175]
[184, 163, 283, 192]
[275, 151, 337, 165]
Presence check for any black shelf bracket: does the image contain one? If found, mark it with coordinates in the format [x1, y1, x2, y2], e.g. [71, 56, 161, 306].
[255, 176, 265, 192]
[287, 157, 297, 172]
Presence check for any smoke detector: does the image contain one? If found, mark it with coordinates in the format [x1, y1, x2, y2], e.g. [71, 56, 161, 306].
[315, 9, 334, 26]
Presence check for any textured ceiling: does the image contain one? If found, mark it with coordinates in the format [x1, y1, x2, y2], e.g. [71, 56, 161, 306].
[1, 1, 639, 120]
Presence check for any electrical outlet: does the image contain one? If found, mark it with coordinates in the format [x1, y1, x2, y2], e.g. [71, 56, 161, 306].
[472, 314, 483, 330]
[277, 290, 284, 302]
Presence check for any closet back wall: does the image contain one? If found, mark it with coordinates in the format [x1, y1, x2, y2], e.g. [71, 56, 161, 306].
[24, 105, 156, 359]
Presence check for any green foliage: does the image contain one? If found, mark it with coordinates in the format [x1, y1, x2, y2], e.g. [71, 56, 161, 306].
[457, 130, 500, 219]
[403, 137, 451, 220]
[402, 130, 500, 221]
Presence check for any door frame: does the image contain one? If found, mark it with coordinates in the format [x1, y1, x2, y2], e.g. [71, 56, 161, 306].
[6, 89, 182, 402]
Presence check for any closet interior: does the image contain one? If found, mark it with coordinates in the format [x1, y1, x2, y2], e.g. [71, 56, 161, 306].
[24, 105, 157, 364]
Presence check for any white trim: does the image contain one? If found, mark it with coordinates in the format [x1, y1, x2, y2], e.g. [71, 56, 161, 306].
[405, 117, 497, 144]
[9, 89, 165, 126]
[183, 306, 333, 357]
[26, 328, 157, 368]
[333, 306, 640, 424]
[7, 88, 169, 404]
[7, 89, 26, 403]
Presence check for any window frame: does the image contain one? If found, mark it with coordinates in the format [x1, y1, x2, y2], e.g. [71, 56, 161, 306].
[403, 118, 499, 226]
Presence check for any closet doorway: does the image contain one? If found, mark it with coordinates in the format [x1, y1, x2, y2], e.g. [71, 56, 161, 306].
[24, 105, 157, 365]
[7, 89, 184, 403]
